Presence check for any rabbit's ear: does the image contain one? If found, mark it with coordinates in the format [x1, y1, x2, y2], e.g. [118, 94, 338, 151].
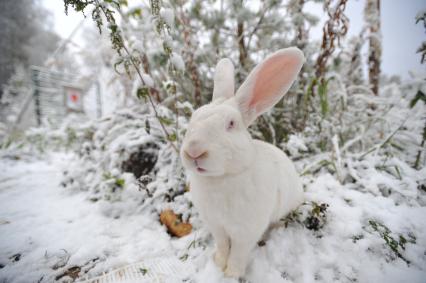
[235, 47, 304, 126]
[212, 58, 235, 101]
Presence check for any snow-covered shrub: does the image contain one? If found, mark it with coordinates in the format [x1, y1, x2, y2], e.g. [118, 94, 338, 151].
[287, 74, 425, 178]
[283, 201, 330, 232]
[0, 113, 92, 159]
[53, 104, 195, 220]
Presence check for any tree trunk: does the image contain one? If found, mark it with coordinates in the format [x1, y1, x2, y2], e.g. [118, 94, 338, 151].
[237, 20, 248, 84]
[179, 11, 202, 107]
[365, 0, 381, 95]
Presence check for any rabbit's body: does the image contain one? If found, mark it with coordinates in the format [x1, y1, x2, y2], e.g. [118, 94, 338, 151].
[190, 139, 303, 233]
[189, 139, 303, 276]
[180, 48, 305, 278]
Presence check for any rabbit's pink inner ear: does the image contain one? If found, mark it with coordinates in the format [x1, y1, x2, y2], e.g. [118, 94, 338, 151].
[236, 48, 304, 126]
[249, 53, 302, 113]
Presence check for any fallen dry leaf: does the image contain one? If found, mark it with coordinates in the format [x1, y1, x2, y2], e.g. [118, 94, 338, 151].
[160, 209, 192, 237]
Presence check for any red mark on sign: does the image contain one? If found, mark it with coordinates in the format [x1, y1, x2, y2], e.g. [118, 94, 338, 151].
[70, 92, 78, 102]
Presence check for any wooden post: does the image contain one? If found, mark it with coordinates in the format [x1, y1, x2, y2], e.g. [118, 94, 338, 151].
[31, 69, 41, 126]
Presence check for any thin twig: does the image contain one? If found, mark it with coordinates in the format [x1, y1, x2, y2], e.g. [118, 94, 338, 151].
[359, 120, 406, 159]
[93, 0, 178, 153]
[122, 45, 179, 153]
[246, 4, 271, 48]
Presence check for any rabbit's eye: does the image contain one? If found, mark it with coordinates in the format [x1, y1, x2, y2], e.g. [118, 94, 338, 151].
[227, 120, 235, 130]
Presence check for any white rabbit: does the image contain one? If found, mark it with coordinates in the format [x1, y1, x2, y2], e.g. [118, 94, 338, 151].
[180, 47, 305, 278]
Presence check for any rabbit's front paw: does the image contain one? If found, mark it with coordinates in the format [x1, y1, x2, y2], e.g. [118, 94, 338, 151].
[213, 250, 227, 270]
[224, 264, 244, 278]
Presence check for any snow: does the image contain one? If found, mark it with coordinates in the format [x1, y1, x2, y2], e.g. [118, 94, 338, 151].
[160, 8, 175, 27]
[0, 145, 425, 282]
[1, 1, 425, 281]
[285, 134, 308, 158]
[0, 75, 425, 283]
[170, 52, 185, 71]
[0, 154, 172, 282]
[141, 73, 154, 88]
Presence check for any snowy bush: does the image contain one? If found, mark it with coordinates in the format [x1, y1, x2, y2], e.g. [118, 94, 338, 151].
[56, 105, 188, 216]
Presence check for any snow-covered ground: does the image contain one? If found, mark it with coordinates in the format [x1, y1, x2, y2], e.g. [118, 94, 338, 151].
[1, 149, 425, 283]
[0, 153, 189, 282]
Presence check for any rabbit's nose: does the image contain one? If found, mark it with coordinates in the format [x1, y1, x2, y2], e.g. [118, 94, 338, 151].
[184, 149, 208, 160]
[184, 139, 208, 160]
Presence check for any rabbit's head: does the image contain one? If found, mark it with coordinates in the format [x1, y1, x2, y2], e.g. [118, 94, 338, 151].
[181, 47, 304, 177]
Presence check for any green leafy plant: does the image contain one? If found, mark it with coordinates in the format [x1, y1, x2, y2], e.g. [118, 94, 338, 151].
[281, 202, 329, 232]
[139, 267, 148, 275]
[368, 220, 414, 264]
[318, 79, 330, 118]
[115, 178, 125, 188]
[409, 90, 426, 169]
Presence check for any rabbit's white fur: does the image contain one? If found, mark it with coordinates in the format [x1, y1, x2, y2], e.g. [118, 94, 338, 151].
[180, 47, 305, 278]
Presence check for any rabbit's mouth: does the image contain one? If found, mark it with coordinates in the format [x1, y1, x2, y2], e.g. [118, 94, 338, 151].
[194, 160, 207, 173]
[196, 167, 206, 173]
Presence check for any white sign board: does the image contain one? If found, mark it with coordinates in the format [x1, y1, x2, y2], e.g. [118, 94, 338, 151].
[64, 86, 83, 111]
